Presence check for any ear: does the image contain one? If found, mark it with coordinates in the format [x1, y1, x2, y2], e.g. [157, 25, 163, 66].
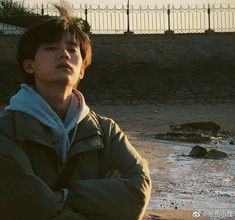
[79, 63, 85, 79]
[23, 59, 35, 74]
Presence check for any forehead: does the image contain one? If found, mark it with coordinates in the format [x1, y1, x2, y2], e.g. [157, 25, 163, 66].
[47, 32, 78, 45]
[38, 29, 79, 47]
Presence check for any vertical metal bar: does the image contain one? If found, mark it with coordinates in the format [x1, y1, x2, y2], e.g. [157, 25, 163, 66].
[176, 6, 179, 32]
[207, 4, 211, 30]
[224, 4, 227, 31]
[188, 5, 190, 33]
[110, 6, 113, 33]
[98, 5, 101, 33]
[139, 5, 142, 33]
[89, 5, 92, 33]
[162, 6, 164, 32]
[123, 5, 125, 32]
[180, 5, 183, 32]
[85, 4, 88, 23]
[220, 4, 223, 31]
[144, 5, 146, 33]
[217, 5, 219, 31]
[212, 4, 215, 31]
[172, 5, 174, 31]
[185, 6, 187, 32]
[41, 4, 44, 16]
[126, 0, 130, 32]
[136, 7, 139, 32]
[167, 5, 171, 31]
[92, 8, 97, 32]
[114, 5, 117, 33]
[155, 5, 157, 33]
[192, 5, 194, 32]
[106, 6, 108, 33]
[147, 5, 150, 33]
[232, 5, 235, 31]
[118, 6, 121, 33]
[132, 5, 135, 33]
[228, 4, 230, 31]
[102, 7, 105, 33]
[195, 5, 198, 32]
[151, 6, 154, 33]
[203, 4, 206, 31]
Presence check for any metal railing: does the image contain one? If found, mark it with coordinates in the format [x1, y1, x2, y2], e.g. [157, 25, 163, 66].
[1, 4, 235, 34]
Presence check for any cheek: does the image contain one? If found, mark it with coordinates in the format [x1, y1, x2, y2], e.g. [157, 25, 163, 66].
[73, 53, 83, 65]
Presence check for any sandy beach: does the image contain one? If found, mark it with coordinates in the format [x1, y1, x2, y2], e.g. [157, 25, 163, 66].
[91, 103, 235, 220]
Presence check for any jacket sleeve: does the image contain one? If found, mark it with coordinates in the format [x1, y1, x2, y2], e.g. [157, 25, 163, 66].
[68, 119, 152, 220]
[0, 134, 89, 220]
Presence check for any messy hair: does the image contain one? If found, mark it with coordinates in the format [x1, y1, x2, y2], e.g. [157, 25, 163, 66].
[17, 4, 92, 85]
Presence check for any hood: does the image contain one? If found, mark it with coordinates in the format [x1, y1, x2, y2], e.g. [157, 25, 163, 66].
[5, 84, 90, 163]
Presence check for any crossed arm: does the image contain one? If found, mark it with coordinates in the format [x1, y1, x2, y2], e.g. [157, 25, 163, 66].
[0, 122, 151, 220]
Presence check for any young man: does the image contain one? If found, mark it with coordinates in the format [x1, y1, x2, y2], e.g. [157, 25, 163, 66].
[0, 6, 151, 220]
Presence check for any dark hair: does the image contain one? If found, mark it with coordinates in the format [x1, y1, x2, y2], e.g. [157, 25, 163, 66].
[17, 5, 92, 85]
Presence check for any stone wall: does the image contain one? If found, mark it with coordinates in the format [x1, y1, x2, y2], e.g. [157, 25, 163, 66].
[1, 33, 234, 67]
[0, 33, 235, 104]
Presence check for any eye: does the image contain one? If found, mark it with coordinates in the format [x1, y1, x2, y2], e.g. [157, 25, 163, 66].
[44, 45, 57, 50]
[68, 47, 79, 53]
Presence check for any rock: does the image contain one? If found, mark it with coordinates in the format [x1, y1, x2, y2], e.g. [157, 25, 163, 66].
[229, 140, 234, 145]
[189, 145, 208, 158]
[155, 133, 210, 143]
[203, 149, 229, 159]
[170, 121, 221, 135]
[216, 130, 232, 139]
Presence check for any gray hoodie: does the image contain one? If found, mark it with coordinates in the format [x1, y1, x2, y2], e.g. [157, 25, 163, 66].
[5, 84, 90, 164]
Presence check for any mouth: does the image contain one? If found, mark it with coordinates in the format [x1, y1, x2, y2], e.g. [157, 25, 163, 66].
[56, 63, 73, 71]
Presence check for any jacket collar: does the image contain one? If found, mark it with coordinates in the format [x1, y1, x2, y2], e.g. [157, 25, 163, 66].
[12, 111, 103, 156]
[67, 113, 104, 159]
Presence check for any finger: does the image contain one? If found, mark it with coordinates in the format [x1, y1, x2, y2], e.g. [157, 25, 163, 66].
[110, 170, 121, 178]
[105, 171, 111, 178]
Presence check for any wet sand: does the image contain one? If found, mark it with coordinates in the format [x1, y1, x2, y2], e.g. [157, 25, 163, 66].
[91, 104, 235, 220]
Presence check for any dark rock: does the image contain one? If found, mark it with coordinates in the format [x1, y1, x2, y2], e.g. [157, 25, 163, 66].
[170, 121, 221, 135]
[155, 133, 210, 143]
[203, 149, 229, 159]
[229, 140, 234, 145]
[189, 145, 208, 158]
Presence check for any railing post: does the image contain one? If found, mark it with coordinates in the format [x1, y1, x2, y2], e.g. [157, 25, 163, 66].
[124, 0, 133, 34]
[127, 0, 130, 32]
[41, 4, 44, 16]
[85, 4, 88, 23]
[208, 4, 211, 30]
[205, 4, 215, 34]
[167, 5, 171, 31]
[165, 5, 174, 35]
[83, 4, 92, 34]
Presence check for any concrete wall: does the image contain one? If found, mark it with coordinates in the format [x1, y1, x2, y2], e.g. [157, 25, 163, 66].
[0, 33, 235, 104]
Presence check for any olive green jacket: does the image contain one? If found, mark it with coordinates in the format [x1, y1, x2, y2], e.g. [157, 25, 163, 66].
[0, 110, 151, 220]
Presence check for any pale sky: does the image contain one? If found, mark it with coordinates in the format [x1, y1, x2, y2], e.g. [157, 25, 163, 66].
[19, 0, 235, 7]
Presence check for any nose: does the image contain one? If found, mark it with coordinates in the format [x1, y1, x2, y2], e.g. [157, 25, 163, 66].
[59, 48, 70, 60]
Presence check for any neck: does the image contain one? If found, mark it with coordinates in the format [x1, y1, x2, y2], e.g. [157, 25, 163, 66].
[35, 83, 73, 120]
